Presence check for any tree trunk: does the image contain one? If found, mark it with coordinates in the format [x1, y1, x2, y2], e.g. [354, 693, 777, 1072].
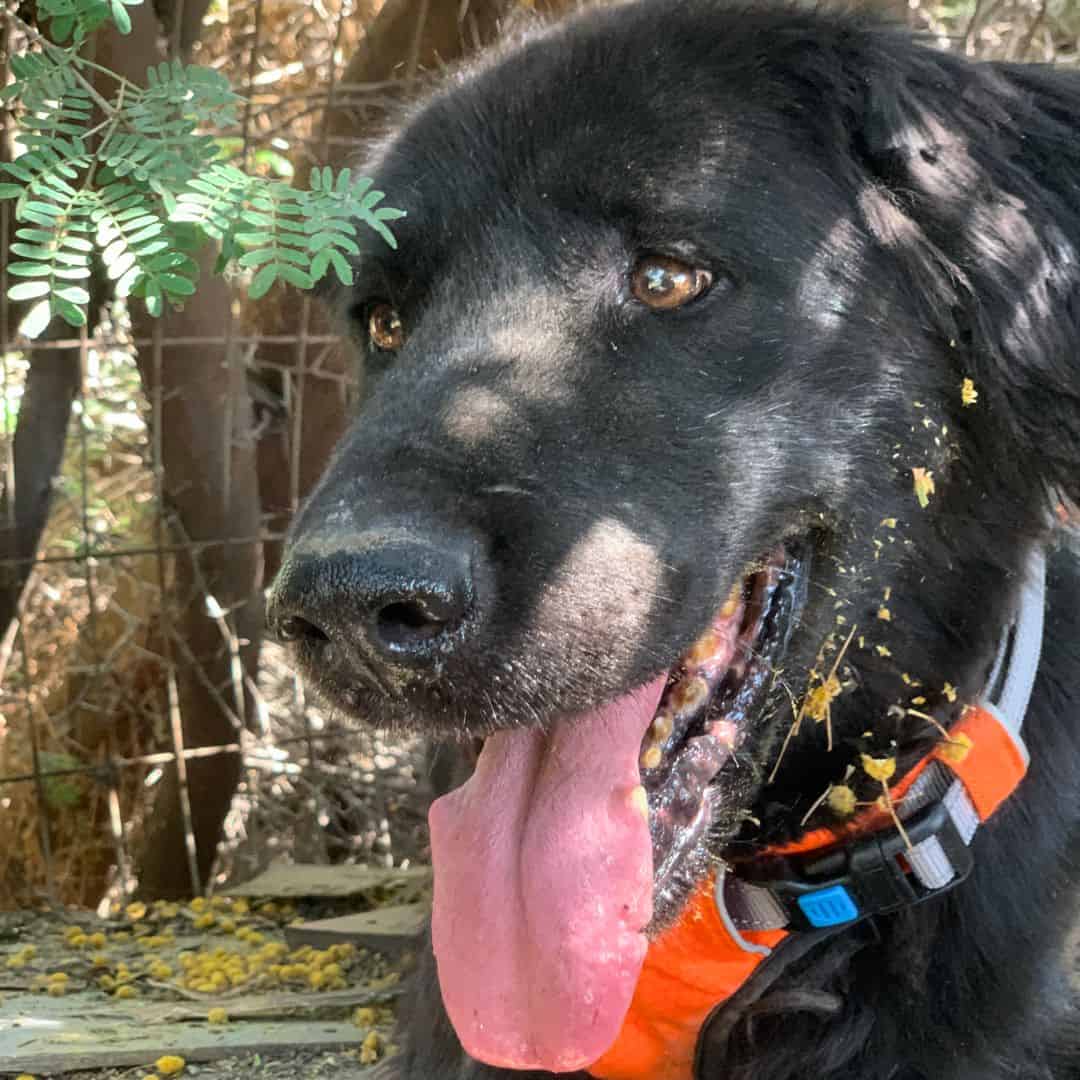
[93, 2, 265, 898]
[0, 344, 80, 635]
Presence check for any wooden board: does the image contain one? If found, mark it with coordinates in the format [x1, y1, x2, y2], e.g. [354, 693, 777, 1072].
[285, 904, 427, 956]
[222, 863, 430, 900]
[0, 989, 374, 1074]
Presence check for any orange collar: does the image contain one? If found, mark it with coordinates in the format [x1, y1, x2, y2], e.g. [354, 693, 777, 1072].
[586, 701, 1031, 1080]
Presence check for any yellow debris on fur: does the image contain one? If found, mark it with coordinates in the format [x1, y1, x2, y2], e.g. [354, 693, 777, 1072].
[804, 674, 842, 723]
[827, 784, 857, 816]
[937, 732, 975, 765]
[861, 754, 897, 782]
[961, 378, 978, 406]
[912, 467, 935, 508]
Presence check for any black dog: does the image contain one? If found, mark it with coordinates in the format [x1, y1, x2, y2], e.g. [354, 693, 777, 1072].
[268, 3, 1080, 1077]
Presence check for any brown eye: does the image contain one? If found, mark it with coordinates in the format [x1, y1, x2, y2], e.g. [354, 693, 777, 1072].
[630, 255, 712, 310]
[369, 303, 404, 350]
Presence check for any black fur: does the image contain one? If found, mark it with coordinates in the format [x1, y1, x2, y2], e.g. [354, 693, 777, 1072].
[274, 3, 1080, 1076]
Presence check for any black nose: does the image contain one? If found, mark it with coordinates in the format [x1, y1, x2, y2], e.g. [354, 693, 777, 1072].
[267, 529, 480, 667]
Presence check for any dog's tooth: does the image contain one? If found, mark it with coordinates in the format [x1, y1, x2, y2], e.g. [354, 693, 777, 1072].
[651, 710, 674, 742]
[719, 582, 743, 621]
[688, 629, 720, 665]
[640, 744, 663, 770]
[672, 675, 710, 716]
[629, 785, 650, 821]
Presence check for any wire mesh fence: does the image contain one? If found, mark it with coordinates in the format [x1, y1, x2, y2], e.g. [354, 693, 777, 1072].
[0, 0, 1077, 913]
[0, 0, 438, 911]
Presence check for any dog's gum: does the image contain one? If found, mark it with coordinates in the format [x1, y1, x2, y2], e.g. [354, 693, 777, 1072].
[688, 630, 721, 666]
[707, 718, 739, 748]
[719, 582, 743, 621]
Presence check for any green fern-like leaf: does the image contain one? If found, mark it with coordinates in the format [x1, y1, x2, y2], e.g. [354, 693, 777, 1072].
[0, 29, 402, 332]
[0, 137, 94, 209]
[6, 189, 94, 331]
[234, 184, 316, 298]
[90, 181, 198, 316]
[36, 0, 140, 41]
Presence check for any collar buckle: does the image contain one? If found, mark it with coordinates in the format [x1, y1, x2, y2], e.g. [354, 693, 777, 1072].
[738, 799, 975, 930]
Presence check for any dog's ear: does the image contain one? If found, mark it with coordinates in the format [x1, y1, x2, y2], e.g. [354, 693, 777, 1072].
[846, 39, 1080, 509]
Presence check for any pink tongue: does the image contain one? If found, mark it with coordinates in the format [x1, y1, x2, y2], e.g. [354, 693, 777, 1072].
[428, 676, 666, 1073]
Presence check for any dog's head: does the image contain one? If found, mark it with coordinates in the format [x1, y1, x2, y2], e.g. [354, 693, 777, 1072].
[269, 2, 1080, 1070]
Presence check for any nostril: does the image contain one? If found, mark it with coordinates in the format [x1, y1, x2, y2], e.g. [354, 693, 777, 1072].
[276, 614, 330, 645]
[375, 596, 461, 652]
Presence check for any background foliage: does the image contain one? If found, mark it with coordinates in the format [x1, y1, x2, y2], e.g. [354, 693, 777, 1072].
[1, 0, 403, 335]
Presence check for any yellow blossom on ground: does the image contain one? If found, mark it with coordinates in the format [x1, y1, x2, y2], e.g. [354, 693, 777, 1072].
[207, 1007, 229, 1025]
[115, 985, 138, 999]
[353, 1007, 377, 1028]
[360, 1031, 384, 1065]
[877, 607, 891, 621]
[155, 1056, 185, 1076]
[125, 902, 147, 922]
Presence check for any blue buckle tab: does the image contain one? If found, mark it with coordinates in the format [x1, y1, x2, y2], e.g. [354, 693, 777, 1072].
[796, 885, 860, 928]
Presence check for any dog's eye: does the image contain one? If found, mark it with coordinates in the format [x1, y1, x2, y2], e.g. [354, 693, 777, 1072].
[630, 255, 712, 310]
[368, 303, 404, 351]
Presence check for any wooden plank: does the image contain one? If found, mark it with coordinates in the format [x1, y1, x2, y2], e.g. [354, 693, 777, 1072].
[285, 904, 427, 956]
[143, 985, 402, 1022]
[222, 863, 430, 900]
[0, 988, 400, 1074]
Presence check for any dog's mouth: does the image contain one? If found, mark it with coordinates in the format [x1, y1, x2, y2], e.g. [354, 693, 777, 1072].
[428, 539, 809, 1073]
[640, 541, 807, 899]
